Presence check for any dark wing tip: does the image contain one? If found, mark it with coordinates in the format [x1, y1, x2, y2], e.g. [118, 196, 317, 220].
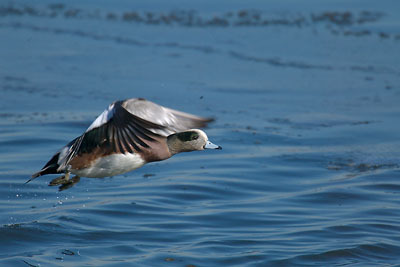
[205, 117, 215, 123]
[193, 117, 215, 128]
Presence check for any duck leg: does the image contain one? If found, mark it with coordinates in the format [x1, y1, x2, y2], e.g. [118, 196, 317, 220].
[49, 172, 81, 191]
[58, 176, 80, 191]
[49, 172, 70, 186]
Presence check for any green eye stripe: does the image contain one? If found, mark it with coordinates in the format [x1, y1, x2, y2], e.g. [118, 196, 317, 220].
[177, 131, 199, 142]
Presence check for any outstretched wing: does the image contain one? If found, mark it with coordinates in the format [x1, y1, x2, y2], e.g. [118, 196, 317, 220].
[30, 98, 213, 180]
[59, 98, 212, 168]
[58, 100, 166, 169]
[121, 98, 213, 136]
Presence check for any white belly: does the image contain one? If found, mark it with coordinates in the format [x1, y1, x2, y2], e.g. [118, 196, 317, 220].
[71, 153, 145, 178]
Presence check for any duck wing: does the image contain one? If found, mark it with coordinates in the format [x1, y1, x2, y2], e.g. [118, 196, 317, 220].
[121, 98, 213, 136]
[30, 98, 212, 180]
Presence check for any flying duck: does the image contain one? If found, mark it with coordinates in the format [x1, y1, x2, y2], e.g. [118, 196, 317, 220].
[29, 98, 221, 190]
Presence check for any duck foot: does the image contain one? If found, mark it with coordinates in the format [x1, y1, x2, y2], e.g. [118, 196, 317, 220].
[49, 173, 80, 191]
[48, 172, 70, 186]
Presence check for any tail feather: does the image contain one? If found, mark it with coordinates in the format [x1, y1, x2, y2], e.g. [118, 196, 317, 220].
[27, 152, 62, 183]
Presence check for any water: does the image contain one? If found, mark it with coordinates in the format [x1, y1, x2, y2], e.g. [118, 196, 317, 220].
[1, 0, 400, 266]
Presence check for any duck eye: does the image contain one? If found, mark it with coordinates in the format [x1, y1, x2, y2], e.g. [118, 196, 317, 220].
[176, 132, 199, 142]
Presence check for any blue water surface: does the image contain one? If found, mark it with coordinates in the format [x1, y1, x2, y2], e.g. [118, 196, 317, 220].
[1, 0, 400, 266]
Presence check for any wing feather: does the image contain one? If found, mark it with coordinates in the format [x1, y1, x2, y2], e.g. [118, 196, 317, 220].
[122, 98, 213, 136]
[44, 98, 212, 172]
[57, 101, 166, 169]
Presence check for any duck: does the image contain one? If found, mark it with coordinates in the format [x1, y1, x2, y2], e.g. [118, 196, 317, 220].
[29, 98, 221, 191]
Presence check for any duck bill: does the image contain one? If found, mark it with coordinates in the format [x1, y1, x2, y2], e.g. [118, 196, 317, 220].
[204, 140, 222, 150]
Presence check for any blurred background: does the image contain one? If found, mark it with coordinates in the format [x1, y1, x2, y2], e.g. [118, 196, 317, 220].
[1, 0, 400, 266]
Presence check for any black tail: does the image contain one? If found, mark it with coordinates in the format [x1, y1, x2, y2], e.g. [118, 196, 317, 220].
[27, 152, 61, 183]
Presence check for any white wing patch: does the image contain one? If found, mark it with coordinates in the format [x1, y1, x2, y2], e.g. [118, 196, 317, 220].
[86, 103, 115, 132]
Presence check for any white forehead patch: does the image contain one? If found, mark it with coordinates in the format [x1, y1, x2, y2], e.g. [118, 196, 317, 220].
[192, 129, 208, 141]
